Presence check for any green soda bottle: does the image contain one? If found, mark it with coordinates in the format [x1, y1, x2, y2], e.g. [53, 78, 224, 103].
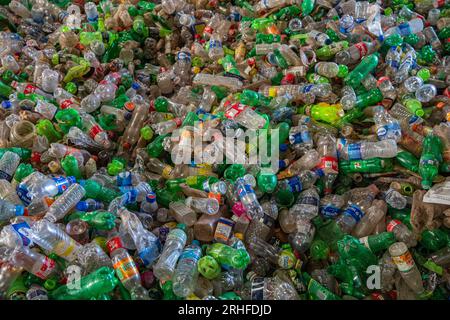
[76, 210, 116, 230]
[55, 109, 83, 134]
[50, 267, 118, 300]
[240, 89, 271, 107]
[155, 188, 184, 208]
[61, 155, 83, 180]
[396, 150, 419, 172]
[79, 179, 121, 203]
[339, 158, 393, 174]
[147, 134, 169, 158]
[359, 232, 396, 254]
[197, 255, 221, 280]
[257, 170, 278, 193]
[419, 134, 443, 189]
[315, 41, 349, 60]
[224, 164, 246, 181]
[205, 243, 250, 269]
[344, 53, 379, 89]
[312, 216, 345, 252]
[354, 88, 383, 109]
[310, 239, 330, 260]
[0, 80, 13, 98]
[13, 163, 34, 183]
[420, 229, 448, 252]
[299, 103, 344, 124]
[302, 272, 341, 300]
[36, 119, 63, 143]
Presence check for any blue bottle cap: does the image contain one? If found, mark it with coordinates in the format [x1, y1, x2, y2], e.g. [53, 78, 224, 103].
[76, 201, 88, 211]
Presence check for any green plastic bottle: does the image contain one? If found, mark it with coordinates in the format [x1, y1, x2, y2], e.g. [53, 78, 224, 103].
[302, 272, 341, 300]
[61, 155, 83, 180]
[79, 179, 121, 203]
[344, 53, 379, 89]
[205, 243, 250, 270]
[419, 134, 443, 189]
[359, 232, 396, 254]
[0, 147, 31, 161]
[420, 229, 448, 252]
[13, 163, 34, 183]
[354, 88, 383, 109]
[50, 267, 118, 300]
[55, 109, 83, 134]
[197, 255, 221, 280]
[396, 150, 419, 172]
[36, 119, 63, 143]
[146, 134, 169, 158]
[71, 211, 116, 230]
[0, 80, 13, 98]
[299, 103, 344, 124]
[312, 216, 345, 251]
[310, 239, 330, 260]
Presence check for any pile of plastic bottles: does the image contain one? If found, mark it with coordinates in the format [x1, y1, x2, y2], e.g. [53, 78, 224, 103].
[0, 0, 448, 301]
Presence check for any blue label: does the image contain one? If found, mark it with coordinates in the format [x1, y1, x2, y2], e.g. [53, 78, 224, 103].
[287, 176, 303, 193]
[17, 184, 32, 205]
[298, 196, 319, 206]
[177, 51, 191, 63]
[347, 143, 362, 160]
[320, 205, 341, 218]
[303, 84, 314, 93]
[0, 170, 12, 181]
[209, 39, 222, 49]
[377, 123, 401, 140]
[52, 176, 72, 194]
[343, 204, 364, 222]
[179, 247, 201, 264]
[138, 243, 160, 266]
[12, 222, 32, 247]
[397, 22, 412, 37]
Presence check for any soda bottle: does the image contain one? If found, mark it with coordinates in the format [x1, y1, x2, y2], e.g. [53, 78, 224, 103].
[206, 243, 250, 270]
[44, 183, 86, 222]
[106, 235, 149, 300]
[387, 219, 417, 247]
[419, 134, 443, 189]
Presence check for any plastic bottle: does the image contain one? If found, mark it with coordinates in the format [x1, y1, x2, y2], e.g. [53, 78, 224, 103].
[172, 240, 202, 298]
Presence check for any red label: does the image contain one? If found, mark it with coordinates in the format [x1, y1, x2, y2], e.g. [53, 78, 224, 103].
[35, 256, 56, 279]
[106, 237, 123, 254]
[387, 219, 401, 232]
[224, 103, 246, 119]
[355, 42, 368, 58]
[60, 99, 74, 109]
[316, 156, 339, 173]
[204, 26, 213, 34]
[89, 124, 103, 139]
[24, 84, 36, 94]
[173, 118, 182, 127]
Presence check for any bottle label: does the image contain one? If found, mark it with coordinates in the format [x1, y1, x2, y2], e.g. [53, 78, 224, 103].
[355, 42, 368, 58]
[17, 183, 32, 205]
[315, 156, 339, 176]
[11, 221, 32, 246]
[177, 51, 191, 63]
[386, 219, 401, 232]
[60, 99, 74, 109]
[209, 39, 222, 49]
[166, 229, 187, 244]
[53, 239, 78, 261]
[397, 22, 412, 37]
[0, 170, 12, 181]
[179, 247, 201, 264]
[35, 256, 56, 279]
[138, 245, 160, 266]
[298, 196, 319, 206]
[214, 218, 235, 243]
[113, 256, 139, 281]
[52, 176, 72, 193]
[106, 236, 123, 253]
[287, 176, 303, 193]
[376, 123, 401, 140]
[392, 251, 415, 272]
[347, 143, 362, 160]
[88, 124, 103, 139]
[320, 205, 340, 218]
[23, 84, 36, 94]
[224, 103, 245, 119]
[343, 204, 364, 222]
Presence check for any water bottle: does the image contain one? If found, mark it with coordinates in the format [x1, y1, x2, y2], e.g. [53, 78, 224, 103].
[0, 151, 20, 181]
[0, 199, 26, 222]
[172, 240, 202, 298]
[153, 224, 187, 281]
[338, 139, 398, 161]
[44, 183, 86, 222]
[373, 106, 402, 142]
[234, 177, 264, 219]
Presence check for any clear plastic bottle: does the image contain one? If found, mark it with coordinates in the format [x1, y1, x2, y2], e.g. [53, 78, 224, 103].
[153, 224, 187, 281]
[289, 187, 320, 220]
[385, 18, 424, 37]
[389, 242, 424, 295]
[118, 208, 161, 267]
[172, 240, 202, 298]
[338, 139, 398, 161]
[278, 170, 318, 193]
[122, 99, 148, 149]
[185, 196, 219, 215]
[208, 33, 224, 61]
[319, 194, 346, 219]
[415, 84, 437, 103]
[352, 199, 387, 238]
[373, 106, 402, 142]
[383, 188, 407, 209]
[234, 177, 264, 219]
[336, 184, 379, 234]
[44, 183, 86, 222]
[315, 134, 339, 194]
[10, 246, 59, 280]
[0, 151, 20, 181]
[0, 199, 26, 222]
[26, 219, 82, 262]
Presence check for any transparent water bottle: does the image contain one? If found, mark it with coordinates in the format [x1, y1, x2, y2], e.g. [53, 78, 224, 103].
[44, 183, 86, 222]
[373, 106, 402, 142]
[0, 151, 20, 181]
[389, 242, 424, 295]
[172, 240, 202, 298]
[153, 224, 187, 281]
[338, 139, 398, 161]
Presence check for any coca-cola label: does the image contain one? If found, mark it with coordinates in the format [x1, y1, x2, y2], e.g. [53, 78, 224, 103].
[355, 42, 368, 58]
[88, 124, 103, 139]
[224, 103, 245, 119]
[23, 84, 36, 94]
[60, 99, 74, 109]
[106, 236, 123, 254]
[387, 219, 402, 232]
